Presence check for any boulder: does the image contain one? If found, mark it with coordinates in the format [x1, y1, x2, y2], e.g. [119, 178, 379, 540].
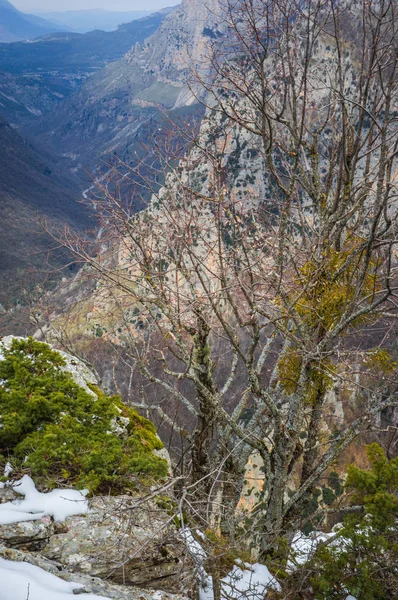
[0, 544, 188, 600]
[0, 485, 18, 504]
[42, 495, 195, 597]
[0, 516, 54, 551]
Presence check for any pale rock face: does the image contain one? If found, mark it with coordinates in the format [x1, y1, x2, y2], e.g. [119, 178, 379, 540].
[0, 487, 18, 504]
[0, 517, 54, 551]
[123, 0, 221, 105]
[153, 447, 173, 476]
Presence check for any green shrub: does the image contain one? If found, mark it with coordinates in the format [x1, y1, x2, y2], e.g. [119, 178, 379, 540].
[310, 444, 398, 600]
[0, 338, 168, 493]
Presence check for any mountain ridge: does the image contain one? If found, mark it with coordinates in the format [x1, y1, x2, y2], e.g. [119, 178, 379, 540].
[32, 9, 153, 34]
[0, 0, 68, 43]
[23, 0, 218, 173]
[0, 10, 172, 129]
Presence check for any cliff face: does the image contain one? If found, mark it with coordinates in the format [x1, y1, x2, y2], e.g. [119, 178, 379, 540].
[124, 0, 220, 89]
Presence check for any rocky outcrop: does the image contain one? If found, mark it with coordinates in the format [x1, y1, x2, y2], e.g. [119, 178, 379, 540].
[0, 491, 195, 598]
[0, 337, 191, 597]
[0, 516, 54, 551]
[42, 495, 195, 595]
[0, 545, 188, 600]
[0, 335, 98, 396]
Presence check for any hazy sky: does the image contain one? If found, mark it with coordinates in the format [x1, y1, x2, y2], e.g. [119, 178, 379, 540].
[12, 0, 179, 11]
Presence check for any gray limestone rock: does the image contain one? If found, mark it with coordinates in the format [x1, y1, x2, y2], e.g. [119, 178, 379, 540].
[42, 495, 195, 597]
[0, 544, 189, 600]
[0, 516, 54, 551]
[0, 485, 18, 504]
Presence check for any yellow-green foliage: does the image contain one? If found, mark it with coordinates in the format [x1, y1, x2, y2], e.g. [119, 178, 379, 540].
[277, 350, 333, 404]
[295, 241, 379, 333]
[0, 338, 168, 493]
[362, 348, 397, 375]
[277, 237, 383, 400]
[277, 351, 302, 395]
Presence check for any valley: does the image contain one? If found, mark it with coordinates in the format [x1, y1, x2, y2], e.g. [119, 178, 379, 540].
[0, 4, 184, 301]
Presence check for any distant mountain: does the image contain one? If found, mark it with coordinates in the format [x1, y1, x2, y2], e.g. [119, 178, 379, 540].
[0, 0, 66, 43]
[27, 0, 216, 171]
[0, 10, 172, 127]
[0, 117, 90, 303]
[33, 9, 152, 34]
[0, 11, 171, 75]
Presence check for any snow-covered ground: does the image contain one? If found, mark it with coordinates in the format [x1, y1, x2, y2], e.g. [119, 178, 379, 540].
[0, 558, 109, 600]
[183, 527, 356, 600]
[289, 531, 332, 568]
[199, 561, 281, 600]
[0, 475, 89, 525]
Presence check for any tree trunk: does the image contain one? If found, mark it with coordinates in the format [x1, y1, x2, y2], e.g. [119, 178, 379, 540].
[191, 314, 217, 499]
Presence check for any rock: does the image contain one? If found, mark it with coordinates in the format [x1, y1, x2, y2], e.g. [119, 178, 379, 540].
[42, 495, 195, 596]
[153, 447, 173, 476]
[0, 517, 54, 551]
[0, 544, 188, 600]
[0, 485, 18, 504]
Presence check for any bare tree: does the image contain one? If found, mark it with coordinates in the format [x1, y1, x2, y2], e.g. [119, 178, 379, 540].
[49, 0, 398, 569]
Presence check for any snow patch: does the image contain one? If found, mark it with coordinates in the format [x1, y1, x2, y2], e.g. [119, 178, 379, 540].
[0, 475, 89, 525]
[289, 531, 331, 568]
[0, 557, 109, 600]
[182, 529, 280, 600]
[198, 561, 280, 600]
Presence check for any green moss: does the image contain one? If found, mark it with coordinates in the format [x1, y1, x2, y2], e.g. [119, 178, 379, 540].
[0, 338, 168, 493]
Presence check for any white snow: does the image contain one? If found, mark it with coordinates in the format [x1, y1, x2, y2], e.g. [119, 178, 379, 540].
[0, 475, 89, 525]
[0, 558, 109, 600]
[3, 462, 13, 477]
[198, 561, 280, 600]
[182, 529, 280, 600]
[222, 562, 280, 599]
[288, 531, 331, 568]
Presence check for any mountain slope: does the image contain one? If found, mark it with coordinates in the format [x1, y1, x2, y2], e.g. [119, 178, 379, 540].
[0, 118, 90, 303]
[0, 10, 173, 75]
[0, 0, 64, 43]
[26, 0, 217, 171]
[0, 10, 172, 127]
